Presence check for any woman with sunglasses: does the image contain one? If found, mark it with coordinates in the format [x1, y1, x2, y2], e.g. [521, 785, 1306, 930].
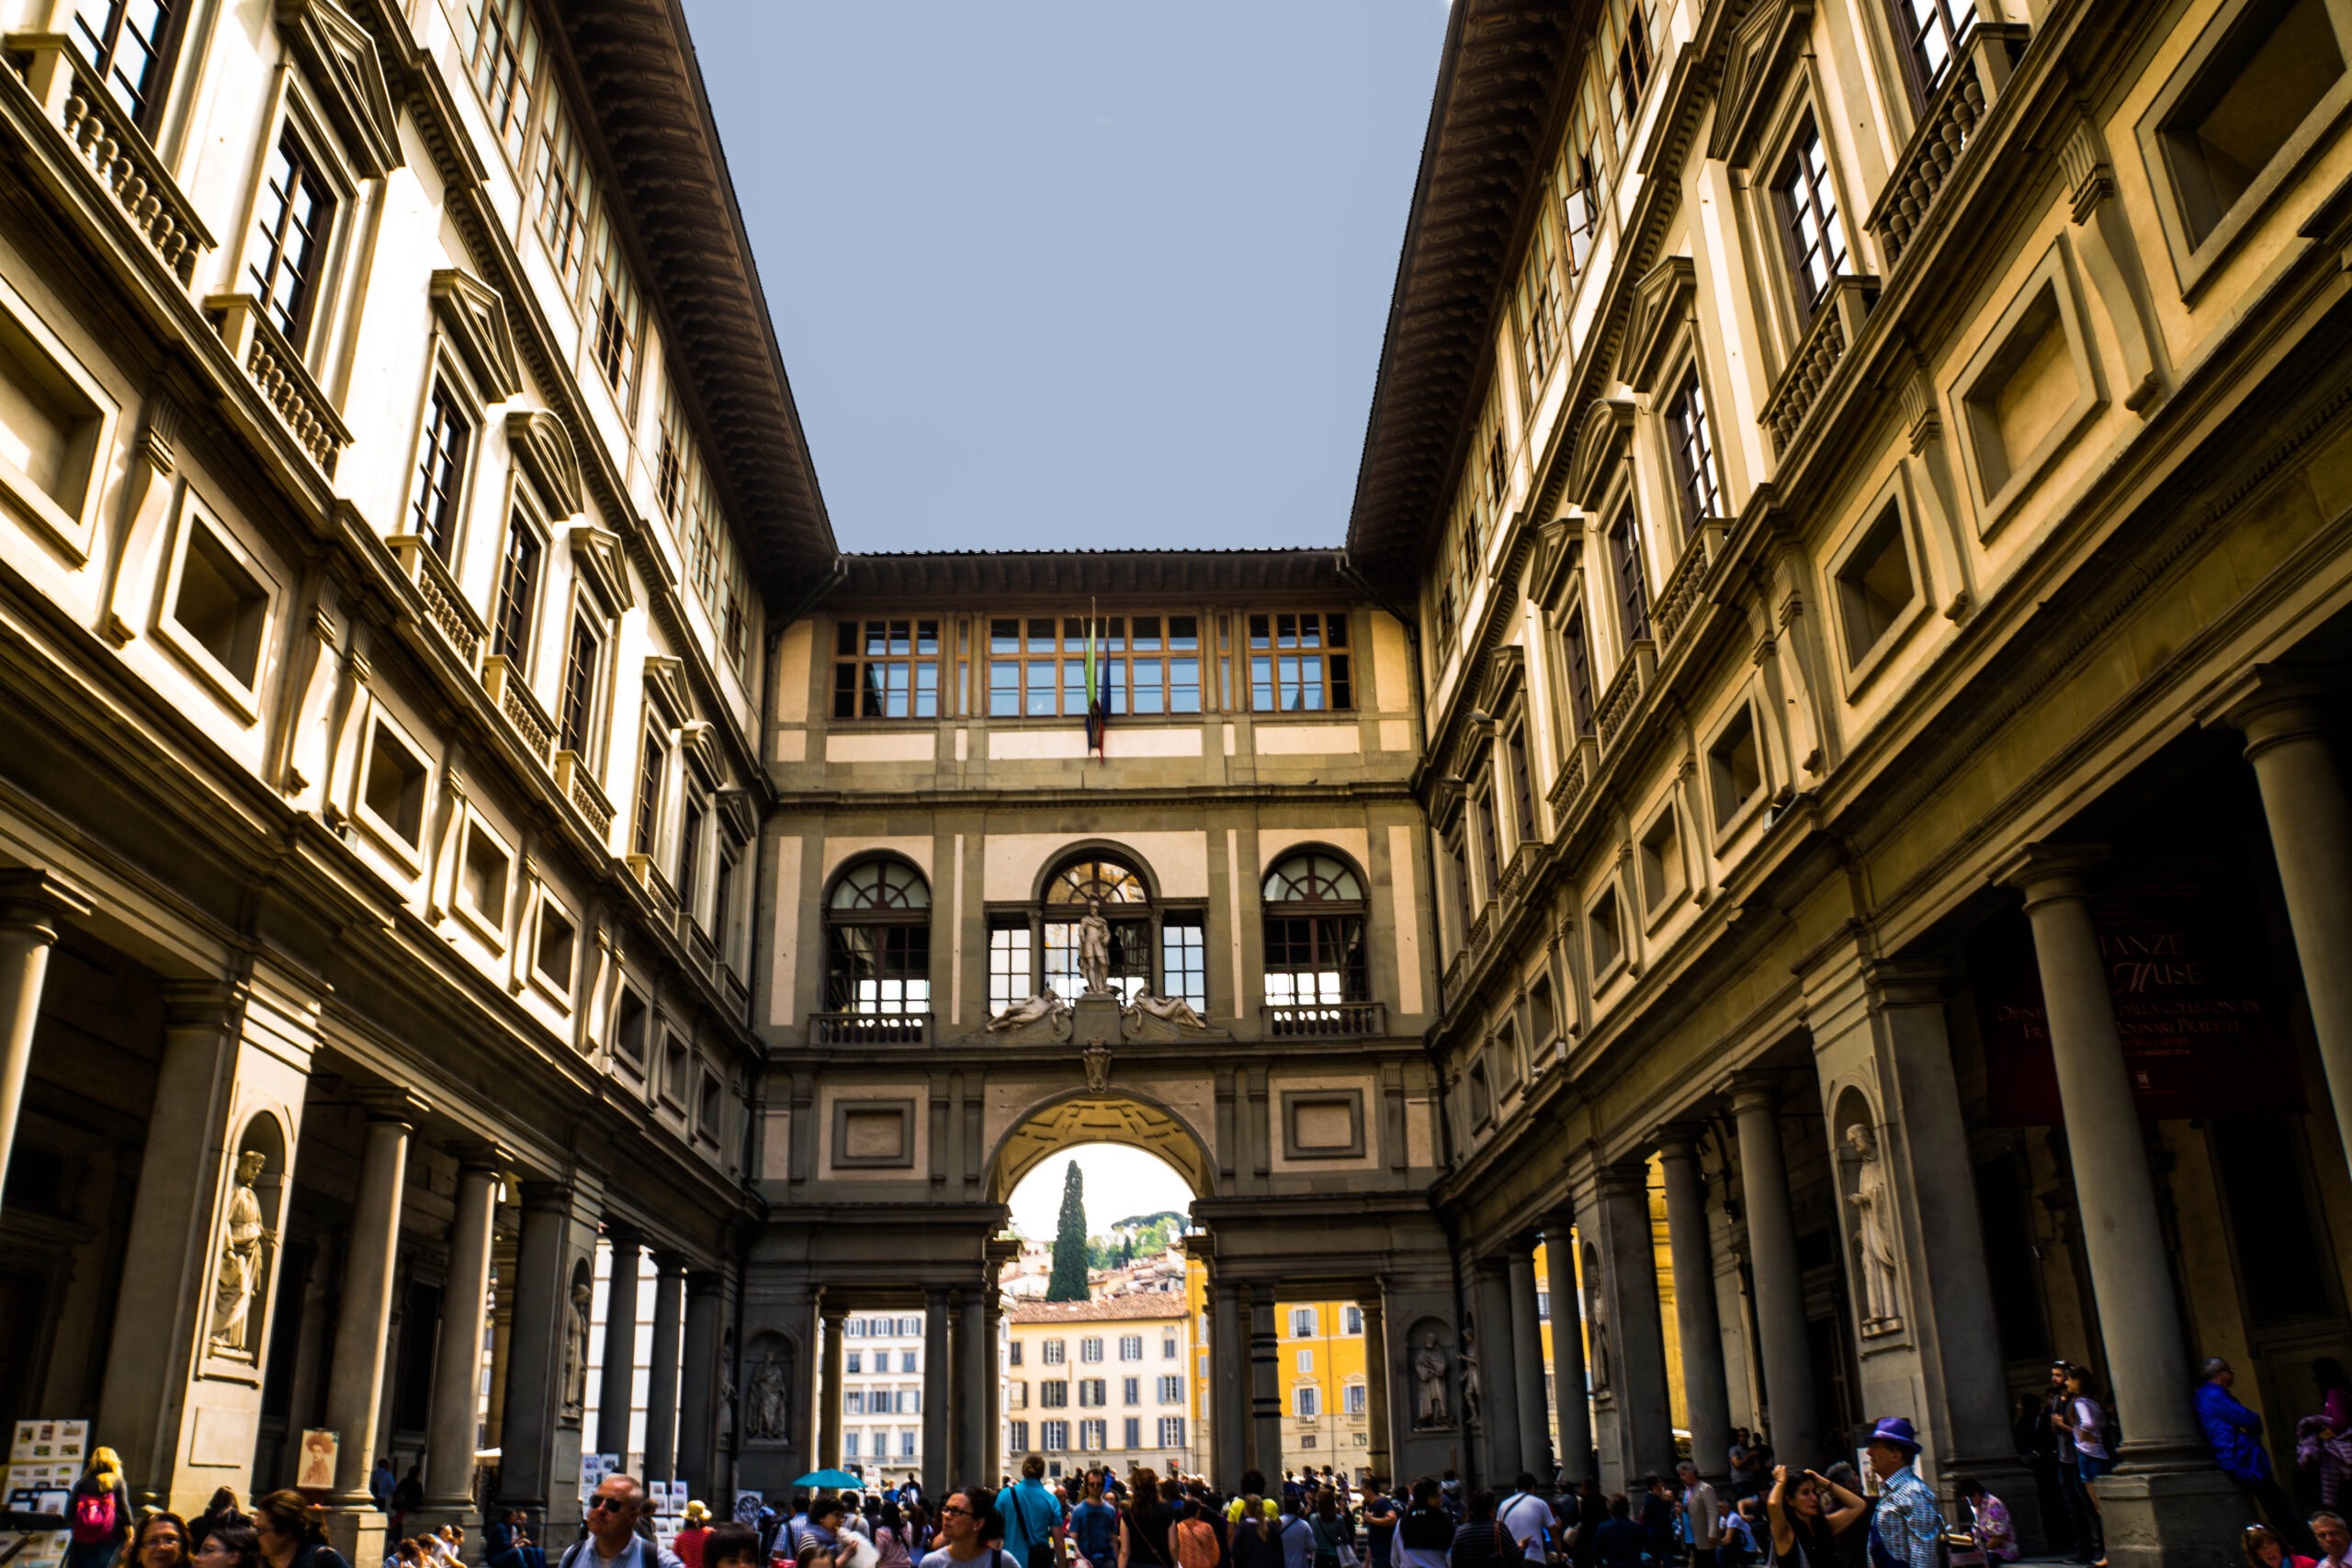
[919, 1489, 1016, 1568]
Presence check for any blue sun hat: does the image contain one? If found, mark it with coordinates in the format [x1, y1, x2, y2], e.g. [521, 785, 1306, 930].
[1868, 1416, 1921, 1453]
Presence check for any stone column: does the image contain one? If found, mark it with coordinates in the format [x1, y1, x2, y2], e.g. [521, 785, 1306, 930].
[819, 1303, 848, 1469]
[2232, 686, 2352, 1181]
[1728, 1079, 1818, 1463]
[985, 1287, 1005, 1484]
[496, 1180, 597, 1522]
[922, 1288, 951, 1496]
[1361, 1297, 1392, 1484]
[1506, 1249, 1550, 1480]
[1214, 1280, 1248, 1486]
[424, 1159, 501, 1513]
[1657, 1132, 1732, 1485]
[959, 1286, 989, 1483]
[1472, 1257, 1525, 1483]
[644, 1255, 686, 1484]
[1541, 1221, 1593, 1482]
[2002, 847, 2237, 1567]
[1250, 1283, 1282, 1482]
[326, 1111, 414, 1568]
[0, 872, 82, 1209]
[1589, 1163, 1675, 1487]
[678, 1271, 724, 1495]
[598, 1224, 643, 1462]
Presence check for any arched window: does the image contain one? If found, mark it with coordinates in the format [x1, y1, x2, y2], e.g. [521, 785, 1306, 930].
[988, 851, 1208, 1016]
[1261, 852, 1370, 1013]
[825, 860, 932, 1033]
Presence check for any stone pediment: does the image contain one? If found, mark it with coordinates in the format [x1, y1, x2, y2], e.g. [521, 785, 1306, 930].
[1708, 0, 1815, 167]
[1618, 255, 1698, 394]
[276, 0, 401, 177]
[428, 269, 522, 402]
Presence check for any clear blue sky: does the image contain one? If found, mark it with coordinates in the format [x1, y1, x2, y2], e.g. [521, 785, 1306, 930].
[685, 1, 1450, 553]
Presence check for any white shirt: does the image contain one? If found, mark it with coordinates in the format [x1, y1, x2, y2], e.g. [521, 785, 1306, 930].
[1496, 1495, 1553, 1564]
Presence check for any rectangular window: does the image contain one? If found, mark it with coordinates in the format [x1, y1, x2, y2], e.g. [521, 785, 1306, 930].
[1246, 612, 1352, 713]
[72, 0, 176, 123]
[1344, 1384, 1366, 1416]
[844, 1431, 860, 1457]
[1289, 1306, 1317, 1337]
[1666, 368, 1723, 525]
[1120, 1335, 1143, 1361]
[900, 1431, 915, 1458]
[1121, 1377, 1139, 1404]
[1040, 1381, 1069, 1407]
[532, 96, 594, 293]
[1080, 1337, 1103, 1363]
[845, 1391, 865, 1415]
[833, 619, 943, 719]
[248, 132, 333, 346]
[460, 0, 539, 164]
[1079, 1379, 1105, 1406]
[1888, 0, 1977, 102]
[492, 510, 541, 665]
[1123, 1417, 1140, 1450]
[1611, 509, 1651, 644]
[1009, 1420, 1030, 1452]
[676, 795, 704, 917]
[1159, 1416, 1185, 1449]
[1043, 1338, 1066, 1365]
[1042, 1420, 1068, 1451]
[1159, 1375, 1182, 1403]
[982, 615, 1202, 717]
[590, 217, 640, 407]
[1010, 1341, 1024, 1367]
[1296, 1348, 1313, 1374]
[989, 918, 1034, 1018]
[1162, 1333, 1178, 1359]
[1507, 728, 1535, 849]
[1561, 605, 1596, 735]
[846, 1351, 862, 1374]
[1513, 216, 1565, 407]
[558, 612, 604, 760]
[1294, 1386, 1319, 1418]
[1775, 119, 1850, 318]
[633, 730, 666, 857]
[1159, 913, 1207, 1015]
[1079, 1419, 1105, 1452]
[408, 382, 469, 558]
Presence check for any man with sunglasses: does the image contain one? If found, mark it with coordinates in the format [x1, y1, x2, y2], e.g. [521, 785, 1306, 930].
[563, 1476, 688, 1568]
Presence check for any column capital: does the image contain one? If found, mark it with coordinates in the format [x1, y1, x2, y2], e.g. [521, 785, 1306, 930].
[450, 1142, 515, 1178]
[649, 1249, 690, 1277]
[1722, 1072, 1784, 1118]
[819, 1299, 850, 1325]
[604, 1218, 645, 1252]
[1538, 1213, 1577, 1247]
[1991, 841, 2109, 908]
[1861, 957, 1951, 1008]
[340, 1085, 434, 1126]
[2200, 663, 2337, 749]
[1594, 1159, 1650, 1198]
[0, 867, 92, 931]
[1652, 1123, 1707, 1159]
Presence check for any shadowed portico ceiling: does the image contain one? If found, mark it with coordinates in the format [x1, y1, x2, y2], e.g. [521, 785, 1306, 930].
[1343, 0, 1575, 594]
[560, 0, 840, 601]
[990, 1097, 1213, 1204]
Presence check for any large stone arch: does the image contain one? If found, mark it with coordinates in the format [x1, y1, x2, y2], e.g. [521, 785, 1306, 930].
[984, 1089, 1215, 1204]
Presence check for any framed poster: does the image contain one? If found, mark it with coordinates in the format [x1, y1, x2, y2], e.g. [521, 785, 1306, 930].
[297, 1430, 338, 1492]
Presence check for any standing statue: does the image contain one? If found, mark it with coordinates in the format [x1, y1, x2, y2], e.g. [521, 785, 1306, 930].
[1457, 1324, 1484, 1432]
[209, 1149, 275, 1352]
[563, 1280, 593, 1415]
[1413, 1333, 1451, 1427]
[1584, 1248, 1613, 1395]
[718, 1328, 739, 1438]
[745, 1349, 790, 1441]
[1077, 901, 1113, 996]
[1846, 1122, 1902, 1326]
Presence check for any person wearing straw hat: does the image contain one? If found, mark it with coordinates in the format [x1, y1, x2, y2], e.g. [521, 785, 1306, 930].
[1860, 1421, 1943, 1568]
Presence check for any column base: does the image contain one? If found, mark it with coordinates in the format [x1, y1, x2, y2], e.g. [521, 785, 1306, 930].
[2091, 1458, 2243, 1568]
[326, 1503, 390, 1568]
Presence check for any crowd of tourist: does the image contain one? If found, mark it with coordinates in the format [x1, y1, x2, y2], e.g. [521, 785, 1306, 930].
[37, 1352, 2352, 1568]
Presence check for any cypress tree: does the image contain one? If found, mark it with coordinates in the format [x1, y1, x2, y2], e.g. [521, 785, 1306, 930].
[1047, 1161, 1091, 1301]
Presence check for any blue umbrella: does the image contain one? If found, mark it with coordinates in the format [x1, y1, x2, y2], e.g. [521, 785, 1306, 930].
[794, 1470, 864, 1490]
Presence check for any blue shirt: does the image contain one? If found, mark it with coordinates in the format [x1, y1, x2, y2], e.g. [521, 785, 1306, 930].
[998, 1480, 1062, 1566]
[2196, 1380, 2272, 1483]
[1867, 1467, 1943, 1568]
[1276, 1517, 1314, 1568]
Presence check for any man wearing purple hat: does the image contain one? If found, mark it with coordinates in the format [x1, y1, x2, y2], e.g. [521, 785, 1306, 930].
[1863, 1418, 1945, 1568]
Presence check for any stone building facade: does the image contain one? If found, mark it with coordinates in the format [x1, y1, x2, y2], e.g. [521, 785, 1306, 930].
[1346, 0, 2352, 1564]
[6, 0, 2352, 1566]
[0, 0, 808, 1554]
